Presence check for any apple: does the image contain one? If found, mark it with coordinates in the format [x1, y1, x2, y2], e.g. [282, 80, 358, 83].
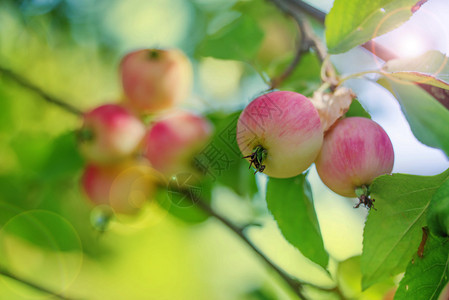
[236, 91, 323, 178]
[120, 48, 193, 114]
[141, 111, 212, 177]
[81, 161, 162, 215]
[78, 104, 146, 164]
[315, 117, 394, 202]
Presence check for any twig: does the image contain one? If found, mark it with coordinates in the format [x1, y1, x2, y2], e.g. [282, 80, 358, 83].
[280, 0, 449, 110]
[0, 266, 77, 300]
[174, 187, 307, 300]
[287, 0, 325, 23]
[268, 0, 328, 89]
[0, 65, 84, 117]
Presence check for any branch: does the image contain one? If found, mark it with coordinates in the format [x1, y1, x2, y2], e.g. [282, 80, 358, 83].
[279, 0, 449, 110]
[0, 266, 77, 300]
[268, 0, 328, 89]
[0, 65, 84, 117]
[174, 187, 307, 300]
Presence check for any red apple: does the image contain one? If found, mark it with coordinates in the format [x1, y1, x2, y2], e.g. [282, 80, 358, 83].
[236, 91, 323, 178]
[315, 117, 394, 198]
[78, 104, 146, 164]
[142, 111, 212, 177]
[81, 161, 162, 215]
[120, 48, 193, 113]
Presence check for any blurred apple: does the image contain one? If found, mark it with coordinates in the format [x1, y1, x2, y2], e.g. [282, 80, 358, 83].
[120, 48, 193, 114]
[141, 111, 212, 177]
[78, 104, 146, 164]
[81, 161, 162, 215]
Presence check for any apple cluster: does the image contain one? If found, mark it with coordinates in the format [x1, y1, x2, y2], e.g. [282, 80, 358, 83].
[237, 91, 394, 208]
[78, 49, 212, 215]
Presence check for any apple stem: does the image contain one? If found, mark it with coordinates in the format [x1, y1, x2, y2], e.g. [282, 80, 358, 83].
[354, 184, 376, 210]
[148, 49, 160, 60]
[77, 128, 94, 142]
[242, 145, 267, 174]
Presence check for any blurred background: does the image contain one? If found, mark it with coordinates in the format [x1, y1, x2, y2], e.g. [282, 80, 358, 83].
[0, 0, 448, 299]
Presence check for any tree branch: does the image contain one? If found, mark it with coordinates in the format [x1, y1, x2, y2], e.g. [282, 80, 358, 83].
[0, 266, 77, 300]
[0, 65, 84, 117]
[174, 187, 307, 300]
[268, 0, 327, 89]
[276, 0, 449, 110]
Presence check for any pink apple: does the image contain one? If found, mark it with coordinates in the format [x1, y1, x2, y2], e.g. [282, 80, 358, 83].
[81, 161, 162, 215]
[236, 91, 323, 178]
[78, 104, 146, 164]
[120, 48, 193, 114]
[142, 111, 212, 177]
[315, 117, 394, 198]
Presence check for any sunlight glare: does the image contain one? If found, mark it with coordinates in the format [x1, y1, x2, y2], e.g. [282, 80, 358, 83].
[395, 32, 428, 58]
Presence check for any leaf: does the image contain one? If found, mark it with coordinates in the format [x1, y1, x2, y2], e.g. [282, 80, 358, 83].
[361, 169, 449, 289]
[203, 111, 258, 198]
[40, 131, 84, 181]
[266, 174, 328, 269]
[0, 210, 82, 252]
[155, 178, 212, 224]
[382, 51, 449, 90]
[395, 234, 449, 300]
[326, 0, 419, 54]
[197, 14, 264, 60]
[345, 99, 371, 119]
[379, 78, 449, 158]
[427, 177, 449, 237]
[268, 52, 321, 96]
[337, 256, 394, 299]
[9, 132, 52, 175]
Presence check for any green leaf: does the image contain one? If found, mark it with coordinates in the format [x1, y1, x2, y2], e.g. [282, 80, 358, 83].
[197, 14, 264, 60]
[0, 210, 82, 252]
[326, 0, 418, 54]
[382, 51, 449, 90]
[395, 234, 449, 300]
[427, 177, 449, 237]
[9, 132, 52, 175]
[379, 78, 449, 158]
[361, 169, 449, 289]
[40, 131, 84, 181]
[266, 174, 328, 269]
[268, 52, 321, 96]
[345, 99, 371, 119]
[337, 256, 394, 299]
[203, 110, 258, 198]
[0, 85, 14, 131]
[155, 178, 212, 224]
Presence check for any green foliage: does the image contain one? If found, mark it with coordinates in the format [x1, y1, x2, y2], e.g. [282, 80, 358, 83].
[361, 169, 449, 289]
[427, 178, 449, 237]
[155, 179, 212, 224]
[197, 14, 264, 60]
[395, 234, 449, 300]
[2, 0, 449, 298]
[0, 210, 82, 252]
[10, 132, 52, 175]
[380, 78, 449, 158]
[383, 51, 449, 90]
[266, 174, 328, 269]
[268, 52, 322, 96]
[40, 131, 84, 181]
[205, 111, 258, 198]
[345, 99, 371, 119]
[325, 0, 418, 54]
[337, 256, 394, 299]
